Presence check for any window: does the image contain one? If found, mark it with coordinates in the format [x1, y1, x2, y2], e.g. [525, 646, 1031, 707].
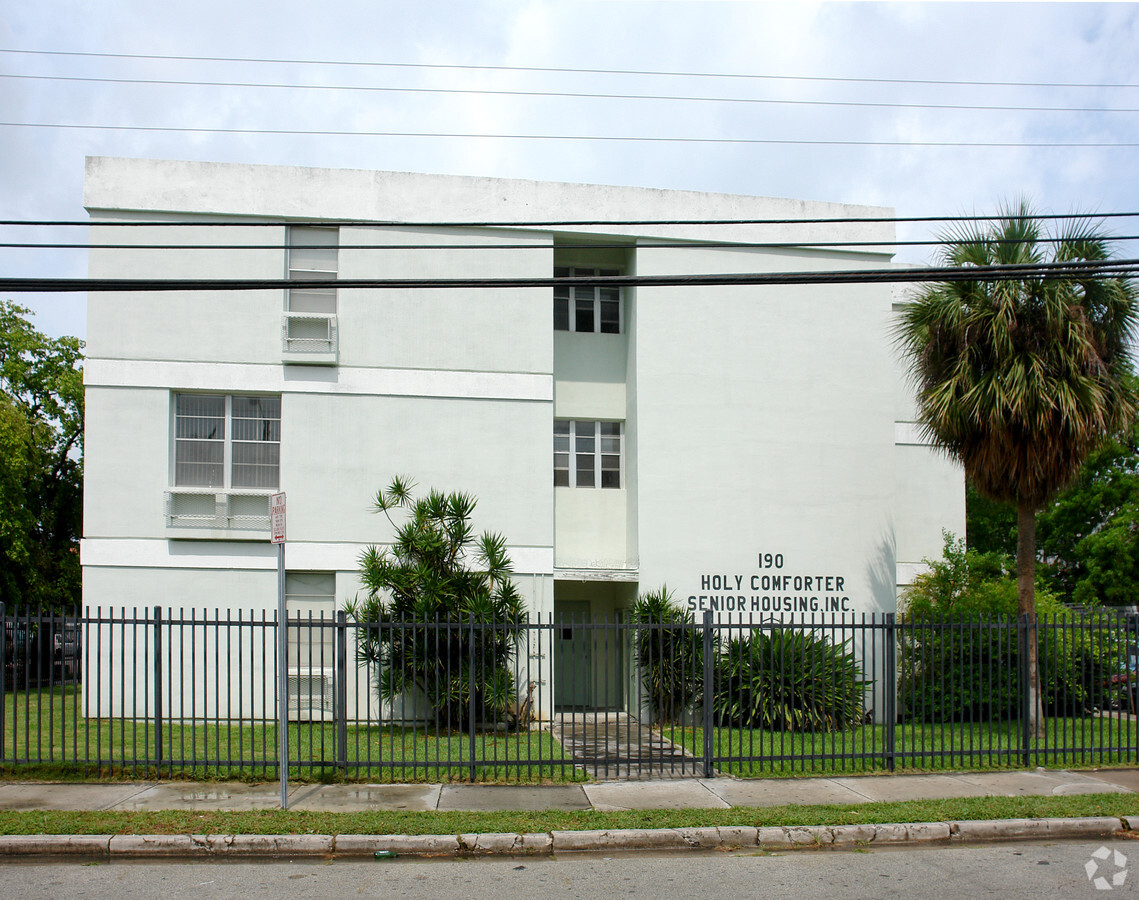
[287, 572, 335, 667]
[554, 267, 622, 334]
[288, 226, 338, 313]
[284, 226, 339, 360]
[286, 572, 336, 720]
[174, 393, 281, 489]
[554, 420, 622, 488]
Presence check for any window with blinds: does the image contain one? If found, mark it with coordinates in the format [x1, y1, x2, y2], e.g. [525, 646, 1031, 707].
[284, 226, 339, 362]
[287, 226, 338, 314]
[173, 393, 280, 489]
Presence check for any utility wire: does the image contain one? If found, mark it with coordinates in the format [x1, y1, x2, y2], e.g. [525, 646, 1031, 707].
[4, 259, 1137, 293]
[3, 120, 1135, 148]
[4, 236, 1139, 252]
[4, 71, 1135, 115]
[4, 213, 1137, 228]
[3, 47, 1136, 91]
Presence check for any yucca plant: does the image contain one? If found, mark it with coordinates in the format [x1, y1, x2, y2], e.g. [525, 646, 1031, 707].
[714, 628, 869, 732]
[630, 587, 703, 725]
[344, 476, 526, 729]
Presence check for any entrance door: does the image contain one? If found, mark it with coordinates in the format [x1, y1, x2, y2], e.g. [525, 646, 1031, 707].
[554, 601, 592, 709]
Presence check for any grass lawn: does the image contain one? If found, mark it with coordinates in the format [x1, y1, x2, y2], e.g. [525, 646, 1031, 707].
[3, 685, 580, 782]
[6, 686, 1138, 783]
[0, 794, 1135, 837]
[675, 716, 1139, 776]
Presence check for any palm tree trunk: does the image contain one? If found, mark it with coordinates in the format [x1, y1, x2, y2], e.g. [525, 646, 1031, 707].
[1017, 501, 1043, 738]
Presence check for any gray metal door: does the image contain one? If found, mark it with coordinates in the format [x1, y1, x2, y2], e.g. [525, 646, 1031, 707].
[554, 601, 592, 709]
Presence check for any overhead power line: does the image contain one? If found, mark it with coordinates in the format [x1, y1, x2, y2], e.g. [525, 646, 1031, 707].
[3, 120, 1135, 148]
[3, 48, 1136, 91]
[4, 71, 1135, 115]
[4, 236, 1139, 253]
[4, 259, 1137, 293]
[3, 212, 1137, 228]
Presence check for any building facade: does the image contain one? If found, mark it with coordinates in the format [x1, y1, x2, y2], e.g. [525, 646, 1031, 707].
[82, 157, 963, 719]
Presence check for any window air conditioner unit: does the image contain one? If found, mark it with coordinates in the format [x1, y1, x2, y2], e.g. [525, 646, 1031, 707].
[287, 668, 336, 721]
[282, 313, 338, 364]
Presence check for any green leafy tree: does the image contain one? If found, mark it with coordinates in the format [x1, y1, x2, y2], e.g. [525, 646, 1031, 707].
[1037, 411, 1139, 606]
[895, 203, 1137, 733]
[629, 587, 703, 725]
[900, 535, 1110, 721]
[0, 301, 83, 613]
[965, 480, 1017, 557]
[344, 476, 527, 729]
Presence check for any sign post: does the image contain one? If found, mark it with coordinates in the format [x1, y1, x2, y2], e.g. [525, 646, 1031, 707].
[270, 491, 288, 809]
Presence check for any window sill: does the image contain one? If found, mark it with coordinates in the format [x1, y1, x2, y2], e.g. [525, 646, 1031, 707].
[282, 347, 338, 366]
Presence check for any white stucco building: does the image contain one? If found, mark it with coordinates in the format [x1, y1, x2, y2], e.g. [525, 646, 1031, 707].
[81, 156, 962, 718]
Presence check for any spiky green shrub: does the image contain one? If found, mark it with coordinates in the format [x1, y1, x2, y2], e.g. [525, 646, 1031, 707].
[629, 587, 703, 725]
[713, 629, 869, 732]
[344, 476, 526, 729]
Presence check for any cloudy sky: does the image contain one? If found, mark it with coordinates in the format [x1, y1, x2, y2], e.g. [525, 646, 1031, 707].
[3, 1, 1138, 339]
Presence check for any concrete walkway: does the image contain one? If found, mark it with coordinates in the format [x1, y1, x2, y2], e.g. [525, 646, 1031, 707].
[550, 712, 703, 779]
[1, 767, 1138, 813]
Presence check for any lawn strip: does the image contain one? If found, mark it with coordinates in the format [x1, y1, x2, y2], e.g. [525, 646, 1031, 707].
[0, 794, 1135, 837]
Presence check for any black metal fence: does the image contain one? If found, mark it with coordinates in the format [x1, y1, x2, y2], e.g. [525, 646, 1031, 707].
[1, 603, 1136, 781]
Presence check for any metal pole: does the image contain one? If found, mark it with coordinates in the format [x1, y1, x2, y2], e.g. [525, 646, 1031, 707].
[1018, 614, 1030, 768]
[884, 613, 896, 773]
[468, 613, 477, 783]
[336, 610, 348, 774]
[702, 610, 714, 777]
[0, 602, 5, 765]
[278, 542, 288, 808]
[154, 605, 163, 776]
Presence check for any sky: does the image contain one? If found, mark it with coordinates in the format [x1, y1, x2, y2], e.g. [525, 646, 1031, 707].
[2, 0, 1138, 340]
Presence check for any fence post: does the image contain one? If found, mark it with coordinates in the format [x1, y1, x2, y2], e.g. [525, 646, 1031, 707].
[468, 613, 477, 783]
[335, 611, 348, 774]
[0, 602, 5, 765]
[884, 613, 896, 773]
[1018, 614, 1031, 767]
[702, 610, 714, 777]
[153, 605, 163, 776]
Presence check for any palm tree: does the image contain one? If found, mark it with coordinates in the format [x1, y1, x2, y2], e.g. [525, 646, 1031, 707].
[896, 202, 1137, 734]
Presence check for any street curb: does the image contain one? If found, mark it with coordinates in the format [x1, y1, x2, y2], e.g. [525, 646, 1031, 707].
[0, 816, 1130, 859]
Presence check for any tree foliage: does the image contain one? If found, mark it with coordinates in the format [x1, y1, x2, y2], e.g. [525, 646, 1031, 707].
[344, 476, 527, 729]
[965, 480, 1017, 557]
[0, 301, 83, 612]
[965, 396, 1139, 607]
[899, 534, 1110, 721]
[896, 204, 1136, 512]
[1037, 411, 1139, 606]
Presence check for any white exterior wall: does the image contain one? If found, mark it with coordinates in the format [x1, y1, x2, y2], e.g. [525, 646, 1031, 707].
[633, 245, 904, 619]
[82, 157, 963, 719]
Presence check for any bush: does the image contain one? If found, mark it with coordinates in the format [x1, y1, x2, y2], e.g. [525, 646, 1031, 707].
[713, 628, 869, 732]
[344, 476, 526, 729]
[899, 534, 1114, 721]
[629, 587, 703, 725]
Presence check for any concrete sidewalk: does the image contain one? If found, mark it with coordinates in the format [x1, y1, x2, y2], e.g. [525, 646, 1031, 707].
[1, 767, 1138, 813]
[1, 770, 1136, 859]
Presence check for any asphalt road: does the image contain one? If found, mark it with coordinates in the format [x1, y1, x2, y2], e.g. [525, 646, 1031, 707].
[0, 840, 1134, 899]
